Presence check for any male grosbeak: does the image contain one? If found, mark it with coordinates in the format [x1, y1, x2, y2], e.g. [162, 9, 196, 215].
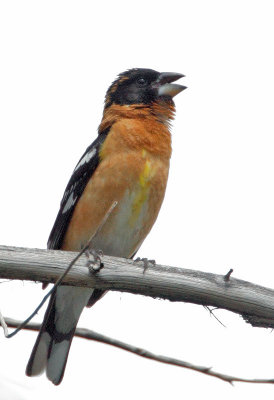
[26, 68, 186, 384]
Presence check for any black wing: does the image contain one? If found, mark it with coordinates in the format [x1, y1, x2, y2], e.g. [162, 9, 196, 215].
[47, 129, 110, 250]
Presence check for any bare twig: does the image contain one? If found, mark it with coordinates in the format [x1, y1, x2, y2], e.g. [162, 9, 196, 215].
[1, 241, 274, 385]
[0, 202, 117, 338]
[1, 245, 274, 329]
[0, 312, 8, 336]
[224, 269, 234, 281]
[204, 306, 226, 327]
[4, 317, 274, 385]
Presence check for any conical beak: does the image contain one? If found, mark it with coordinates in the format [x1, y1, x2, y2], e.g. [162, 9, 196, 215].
[156, 72, 187, 98]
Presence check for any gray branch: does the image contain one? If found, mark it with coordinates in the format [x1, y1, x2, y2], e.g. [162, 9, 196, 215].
[1, 245, 274, 328]
[4, 317, 274, 385]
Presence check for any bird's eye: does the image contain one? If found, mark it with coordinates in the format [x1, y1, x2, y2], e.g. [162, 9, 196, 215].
[136, 77, 147, 87]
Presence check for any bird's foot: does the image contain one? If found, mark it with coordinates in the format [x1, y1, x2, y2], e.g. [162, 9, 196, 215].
[85, 248, 104, 273]
[134, 257, 156, 274]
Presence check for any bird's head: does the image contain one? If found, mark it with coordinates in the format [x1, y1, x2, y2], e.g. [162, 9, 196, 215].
[105, 68, 186, 109]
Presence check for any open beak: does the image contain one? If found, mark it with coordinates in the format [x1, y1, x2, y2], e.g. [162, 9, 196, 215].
[156, 72, 187, 98]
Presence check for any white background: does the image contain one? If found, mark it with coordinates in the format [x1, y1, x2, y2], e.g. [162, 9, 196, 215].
[1, 0, 274, 398]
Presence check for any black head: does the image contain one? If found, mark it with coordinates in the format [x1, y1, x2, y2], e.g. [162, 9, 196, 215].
[105, 68, 186, 108]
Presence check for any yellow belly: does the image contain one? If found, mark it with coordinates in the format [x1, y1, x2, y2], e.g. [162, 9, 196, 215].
[62, 151, 169, 257]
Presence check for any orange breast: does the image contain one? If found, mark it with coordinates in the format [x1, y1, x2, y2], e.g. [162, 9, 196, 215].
[62, 117, 171, 256]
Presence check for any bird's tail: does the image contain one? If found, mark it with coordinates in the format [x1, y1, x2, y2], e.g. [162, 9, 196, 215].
[26, 286, 91, 385]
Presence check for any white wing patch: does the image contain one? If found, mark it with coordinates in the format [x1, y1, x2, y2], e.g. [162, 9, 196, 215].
[62, 192, 77, 214]
[74, 148, 96, 172]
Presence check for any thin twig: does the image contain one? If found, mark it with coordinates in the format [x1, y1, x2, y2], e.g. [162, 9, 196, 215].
[224, 269, 234, 281]
[0, 312, 8, 336]
[204, 306, 226, 328]
[2, 245, 274, 329]
[89, 201, 118, 243]
[0, 201, 118, 339]
[4, 317, 274, 386]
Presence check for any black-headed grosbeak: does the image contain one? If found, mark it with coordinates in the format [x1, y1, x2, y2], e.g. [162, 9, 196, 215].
[26, 68, 186, 384]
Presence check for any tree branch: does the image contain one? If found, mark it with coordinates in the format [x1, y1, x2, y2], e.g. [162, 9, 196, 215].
[1, 244, 274, 329]
[4, 317, 274, 385]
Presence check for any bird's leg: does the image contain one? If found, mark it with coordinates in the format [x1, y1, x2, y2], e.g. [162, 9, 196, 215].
[85, 248, 104, 273]
[134, 257, 156, 274]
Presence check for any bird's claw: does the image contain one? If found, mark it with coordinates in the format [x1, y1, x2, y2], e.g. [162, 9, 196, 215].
[134, 257, 156, 274]
[85, 249, 104, 273]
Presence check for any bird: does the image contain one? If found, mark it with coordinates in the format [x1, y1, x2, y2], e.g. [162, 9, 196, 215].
[26, 68, 186, 385]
